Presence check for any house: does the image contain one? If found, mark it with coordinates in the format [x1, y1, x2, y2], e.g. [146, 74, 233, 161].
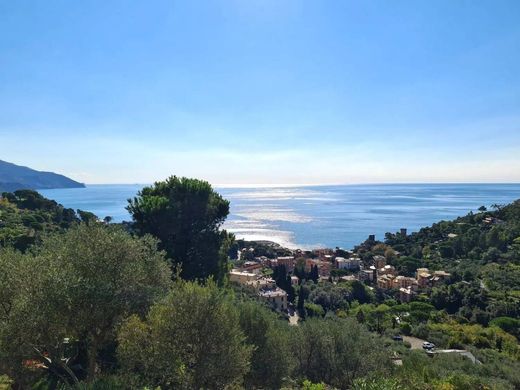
[416, 268, 431, 288]
[290, 275, 299, 286]
[377, 274, 395, 289]
[399, 287, 416, 303]
[277, 256, 295, 272]
[431, 270, 451, 286]
[313, 248, 334, 258]
[415, 268, 450, 288]
[229, 270, 258, 285]
[245, 277, 276, 291]
[340, 275, 357, 282]
[393, 276, 417, 290]
[259, 288, 288, 311]
[323, 254, 334, 262]
[359, 269, 375, 282]
[305, 259, 331, 277]
[240, 261, 263, 274]
[378, 264, 397, 277]
[373, 255, 386, 269]
[336, 257, 361, 270]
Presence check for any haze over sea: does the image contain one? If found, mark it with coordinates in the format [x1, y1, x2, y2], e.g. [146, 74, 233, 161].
[41, 184, 520, 250]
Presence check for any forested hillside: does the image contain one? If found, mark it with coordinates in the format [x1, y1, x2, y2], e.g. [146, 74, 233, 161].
[0, 160, 84, 192]
[0, 179, 519, 389]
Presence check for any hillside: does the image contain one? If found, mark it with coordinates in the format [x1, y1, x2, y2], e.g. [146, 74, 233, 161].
[0, 159, 85, 192]
[0, 189, 81, 250]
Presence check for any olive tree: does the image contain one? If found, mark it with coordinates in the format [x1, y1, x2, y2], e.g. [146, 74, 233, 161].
[0, 224, 172, 384]
[291, 318, 391, 388]
[117, 280, 252, 389]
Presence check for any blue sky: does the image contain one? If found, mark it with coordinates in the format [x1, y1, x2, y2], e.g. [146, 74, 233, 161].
[1, 0, 519, 185]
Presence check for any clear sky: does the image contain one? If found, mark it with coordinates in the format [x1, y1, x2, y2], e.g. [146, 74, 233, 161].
[1, 0, 519, 186]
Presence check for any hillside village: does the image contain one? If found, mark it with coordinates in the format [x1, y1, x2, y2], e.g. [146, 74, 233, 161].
[229, 229, 451, 316]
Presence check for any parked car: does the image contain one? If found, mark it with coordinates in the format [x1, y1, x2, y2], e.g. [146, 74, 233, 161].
[422, 342, 435, 350]
[392, 335, 403, 341]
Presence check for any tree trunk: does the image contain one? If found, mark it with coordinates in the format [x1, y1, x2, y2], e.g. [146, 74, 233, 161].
[86, 340, 98, 382]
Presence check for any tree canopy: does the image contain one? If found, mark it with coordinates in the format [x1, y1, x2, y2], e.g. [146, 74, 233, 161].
[127, 176, 230, 282]
[0, 224, 172, 384]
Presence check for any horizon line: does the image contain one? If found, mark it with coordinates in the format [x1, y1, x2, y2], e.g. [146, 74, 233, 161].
[79, 181, 520, 189]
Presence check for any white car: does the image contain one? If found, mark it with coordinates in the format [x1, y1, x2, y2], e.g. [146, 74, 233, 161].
[422, 342, 435, 350]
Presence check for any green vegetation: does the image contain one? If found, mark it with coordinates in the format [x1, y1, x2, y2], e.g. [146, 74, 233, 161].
[0, 159, 84, 193]
[127, 176, 231, 282]
[0, 190, 79, 250]
[0, 224, 171, 386]
[0, 183, 519, 389]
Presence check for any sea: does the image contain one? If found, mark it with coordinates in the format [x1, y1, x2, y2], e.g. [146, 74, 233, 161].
[40, 184, 520, 250]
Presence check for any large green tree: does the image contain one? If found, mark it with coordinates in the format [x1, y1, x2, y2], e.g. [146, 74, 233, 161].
[237, 300, 292, 389]
[117, 280, 252, 389]
[291, 318, 391, 389]
[0, 224, 172, 385]
[127, 176, 231, 282]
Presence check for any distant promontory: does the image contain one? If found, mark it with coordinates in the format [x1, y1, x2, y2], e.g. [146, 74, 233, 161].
[0, 159, 85, 192]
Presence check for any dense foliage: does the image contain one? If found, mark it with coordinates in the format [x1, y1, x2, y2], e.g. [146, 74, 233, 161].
[0, 224, 171, 385]
[0, 190, 80, 250]
[0, 187, 519, 389]
[127, 176, 231, 282]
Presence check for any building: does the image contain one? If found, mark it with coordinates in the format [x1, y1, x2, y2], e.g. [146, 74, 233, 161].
[416, 268, 430, 278]
[416, 268, 431, 289]
[323, 254, 334, 262]
[393, 276, 417, 290]
[377, 274, 395, 289]
[240, 261, 263, 274]
[399, 287, 415, 303]
[277, 256, 295, 272]
[336, 257, 361, 270]
[373, 255, 386, 269]
[340, 275, 357, 282]
[415, 268, 450, 289]
[229, 270, 258, 285]
[431, 270, 451, 286]
[378, 264, 397, 277]
[313, 248, 334, 259]
[259, 288, 288, 311]
[359, 269, 375, 282]
[305, 259, 331, 277]
[290, 275, 299, 286]
[245, 277, 276, 291]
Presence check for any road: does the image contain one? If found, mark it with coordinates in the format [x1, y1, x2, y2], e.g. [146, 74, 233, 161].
[403, 336, 427, 349]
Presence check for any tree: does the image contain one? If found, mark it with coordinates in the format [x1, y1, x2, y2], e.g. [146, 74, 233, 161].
[127, 176, 230, 282]
[297, 286, 307, 319]
[310, 265, 319, 283]
[77, 209, 98, 224]
[356, 309, 366, 324]
[291, 318, 391, 388]
[351, 280, 374, 304]
[0, 224, 172, 385]
[236, 300, 292, 389]
[286, 274, 296, 303]
[117, 280, 252, 389]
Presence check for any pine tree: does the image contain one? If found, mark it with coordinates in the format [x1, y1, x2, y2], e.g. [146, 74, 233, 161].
[297, 287, 306, 318]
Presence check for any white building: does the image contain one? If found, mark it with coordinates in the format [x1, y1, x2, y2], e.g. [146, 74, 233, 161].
[336, 257, 361, 270]
[259, 288, 288, 311]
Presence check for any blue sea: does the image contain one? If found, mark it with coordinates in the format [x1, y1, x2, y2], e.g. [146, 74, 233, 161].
[40, 184, 520, 250]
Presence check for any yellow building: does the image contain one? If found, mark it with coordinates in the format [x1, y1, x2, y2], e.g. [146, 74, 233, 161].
[229, 270, 257, 284]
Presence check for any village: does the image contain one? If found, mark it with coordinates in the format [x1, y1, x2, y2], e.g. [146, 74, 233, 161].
[229, 229, 451, 315]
